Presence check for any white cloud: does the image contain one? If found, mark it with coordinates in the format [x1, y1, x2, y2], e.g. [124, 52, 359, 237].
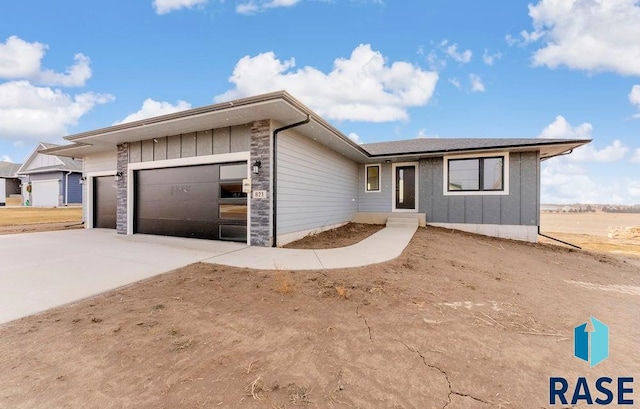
[630, 148, 640, 163]
[537, 115, 592, 139]
[215, 44, 439, 122]
[522, 0, 640, 75]
[482, 49, 502, 66]
[416, 128, 439, 138]
[541, 159, 629, 204]
[115, 98, 192, 124]
[236, 0, 301, 14]
[0, 80, 114, 143]
[444, 43, 472, 64]
[570, 140, 629, 163]
[537, 115, 627, 162]
[0, 36, 91, 87]
[153, 0, 207, 14]
[629, 84, 640, 118]
[469, 74, 485, 93]
[448, 78, 461, 89]
[348, 132, 362, 144]
[426, 49, 447, 71]
[1, 155, 13, 162]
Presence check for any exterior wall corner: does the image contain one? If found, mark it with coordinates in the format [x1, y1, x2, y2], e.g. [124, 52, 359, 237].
[249, 120, 272, 246]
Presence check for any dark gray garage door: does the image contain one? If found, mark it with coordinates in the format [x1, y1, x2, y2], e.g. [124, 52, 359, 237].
[93, 176, 117, 229]
[134, 162, 247, 241]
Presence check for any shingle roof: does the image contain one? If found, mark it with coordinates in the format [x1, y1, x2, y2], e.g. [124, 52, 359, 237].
[361, 138, 588, 156]
[0, 161, 21, 178]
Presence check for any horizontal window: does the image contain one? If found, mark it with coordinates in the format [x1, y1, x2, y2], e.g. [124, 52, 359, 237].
[219, 225, 247, 241]
[220, 183, 247, 199]
[365, 164, 381, 192]
[220, 163, 246, 180]
[447, 155, 506, 193]
[220, 204, 247, 220]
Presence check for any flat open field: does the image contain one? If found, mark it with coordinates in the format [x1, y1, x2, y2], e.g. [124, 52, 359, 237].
[0, 207, 83, 234]
[1, 227, 638, 408]
[541, 212, 640, 258]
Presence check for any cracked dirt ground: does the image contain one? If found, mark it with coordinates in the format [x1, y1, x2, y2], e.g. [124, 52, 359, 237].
[1, 227, 639, 408]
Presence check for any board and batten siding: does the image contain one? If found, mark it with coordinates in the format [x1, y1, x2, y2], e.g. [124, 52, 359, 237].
[128, 124, 250, 163]
[276, 128, 358, 241]
[357, 163, 393, 212]
[419, 151, 540, 226]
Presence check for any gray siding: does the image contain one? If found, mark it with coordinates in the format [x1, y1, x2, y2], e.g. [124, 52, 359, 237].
[419, 152, 540, 226]
[357, 163, 392, 212]
[277, 128, 358, 235]
[129, 125, 250, 163]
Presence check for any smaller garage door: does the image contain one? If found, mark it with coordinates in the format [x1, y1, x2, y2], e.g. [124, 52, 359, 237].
[31, 180, 60, 207]
[93, 176, 117, 229]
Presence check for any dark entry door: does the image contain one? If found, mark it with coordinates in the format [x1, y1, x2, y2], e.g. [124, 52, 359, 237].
[134, 163, 247, 241]
[93, 176, 117, 229]
[395, 166, 416, 210]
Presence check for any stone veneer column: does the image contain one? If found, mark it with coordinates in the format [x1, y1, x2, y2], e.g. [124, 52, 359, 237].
[250, 120, 272, 247]
[116, 143, 129, 234]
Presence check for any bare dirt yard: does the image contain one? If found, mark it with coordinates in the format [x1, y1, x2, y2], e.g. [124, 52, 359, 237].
[1, 226, 639, 408]
[285, 223, 385, 249]
[541, 212, 640, 259]
[0, 207, 83, 235]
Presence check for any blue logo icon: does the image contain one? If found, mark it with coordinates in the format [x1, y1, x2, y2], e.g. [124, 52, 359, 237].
[574, 317, 609, 367]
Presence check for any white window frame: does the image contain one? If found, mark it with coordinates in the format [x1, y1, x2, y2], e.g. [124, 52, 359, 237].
[391, 162, 419, 212]
[364, 164, 381, 193]
[443, 152, 509, 196]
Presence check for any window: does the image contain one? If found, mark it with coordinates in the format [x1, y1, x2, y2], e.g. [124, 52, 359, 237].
[220, 163, 246, 180]
[446, 155, 507, 194]
[365, 165, 381, 192]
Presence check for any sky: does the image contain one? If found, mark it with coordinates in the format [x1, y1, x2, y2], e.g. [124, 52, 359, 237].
[0, 0, 639, 204]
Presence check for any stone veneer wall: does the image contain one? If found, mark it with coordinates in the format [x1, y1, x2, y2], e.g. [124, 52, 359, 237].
[249, 120, 271, 246]
[116, 143, 129, 234]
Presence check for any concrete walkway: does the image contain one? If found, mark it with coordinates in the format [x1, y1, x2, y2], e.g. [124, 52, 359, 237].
[0, 225, 416, 324]
[202, 225, 418, 270]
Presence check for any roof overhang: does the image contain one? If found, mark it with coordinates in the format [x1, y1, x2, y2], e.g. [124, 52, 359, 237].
[44, 90, 589, 164]
[359, 140, 590, 163]
[45, 91, 370, 161]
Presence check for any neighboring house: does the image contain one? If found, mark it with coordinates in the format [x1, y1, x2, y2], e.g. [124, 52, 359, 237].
[17, 143, 83, 207]
[45, 91, 589, 245]
[0, 161, 22, 206]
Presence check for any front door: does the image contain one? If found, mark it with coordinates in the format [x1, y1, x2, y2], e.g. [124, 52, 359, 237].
[395, 165, 416, 210]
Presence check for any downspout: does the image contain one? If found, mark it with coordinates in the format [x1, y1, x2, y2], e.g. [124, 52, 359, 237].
[272, 114, 311, 247]
[65, 171, 72, 206]
[537, 226, 582, 249]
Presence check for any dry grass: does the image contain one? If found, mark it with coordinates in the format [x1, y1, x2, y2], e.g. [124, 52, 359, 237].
[334, 285, 349, 299]
[274, 272, 294, 295]
[0, 207, 82, 226]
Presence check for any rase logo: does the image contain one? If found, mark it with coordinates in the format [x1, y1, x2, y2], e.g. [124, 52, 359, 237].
[574, 316, 609, 367]
[549, 317, 634, 406]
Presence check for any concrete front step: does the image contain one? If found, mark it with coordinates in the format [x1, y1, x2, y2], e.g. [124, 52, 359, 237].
[386, 217, 420, 228]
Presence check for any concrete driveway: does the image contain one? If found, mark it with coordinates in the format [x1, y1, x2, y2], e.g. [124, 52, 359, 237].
[0, 229, 245, 325]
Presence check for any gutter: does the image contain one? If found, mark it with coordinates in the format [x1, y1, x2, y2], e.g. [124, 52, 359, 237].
[272, 115, 311, 247]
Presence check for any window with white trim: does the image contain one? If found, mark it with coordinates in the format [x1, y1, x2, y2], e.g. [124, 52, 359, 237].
[444, 153, 509, 196]
[365, 164, 381, 192]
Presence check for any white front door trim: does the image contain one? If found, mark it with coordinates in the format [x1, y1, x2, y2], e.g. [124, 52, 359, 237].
[391, 162, 419, 213]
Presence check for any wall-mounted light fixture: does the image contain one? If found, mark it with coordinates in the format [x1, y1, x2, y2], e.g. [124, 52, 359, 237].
[252, 160, 262, 175]
[385, 159, 391, 164]
[79, 176, 87, 185]
[114, 172, 123, 182]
